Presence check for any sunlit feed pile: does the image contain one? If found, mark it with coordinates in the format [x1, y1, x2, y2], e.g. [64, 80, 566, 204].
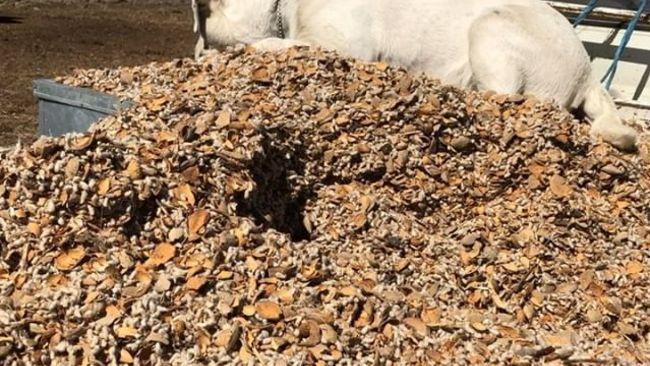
[0, 46, 649, 365]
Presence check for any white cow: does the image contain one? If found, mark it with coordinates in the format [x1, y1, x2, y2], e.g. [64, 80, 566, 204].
[191, 0, 638, 151]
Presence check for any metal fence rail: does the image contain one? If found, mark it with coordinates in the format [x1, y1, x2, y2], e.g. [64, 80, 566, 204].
[546, 1, 650, 27]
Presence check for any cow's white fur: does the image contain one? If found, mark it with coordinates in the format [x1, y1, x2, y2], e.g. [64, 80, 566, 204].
[192, 0, 638, 150]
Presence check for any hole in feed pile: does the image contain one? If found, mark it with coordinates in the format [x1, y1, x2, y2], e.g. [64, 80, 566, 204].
[234, 134, 311, 242]
[123, 195, 161, 238]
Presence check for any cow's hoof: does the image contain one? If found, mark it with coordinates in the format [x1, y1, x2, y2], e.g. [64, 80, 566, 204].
[591, 119, 638, 152]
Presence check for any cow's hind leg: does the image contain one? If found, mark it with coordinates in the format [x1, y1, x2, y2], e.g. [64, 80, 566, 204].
[468, 5, 636, 151]
[468, 11, 525, 95]
[469, 9, 637, 151]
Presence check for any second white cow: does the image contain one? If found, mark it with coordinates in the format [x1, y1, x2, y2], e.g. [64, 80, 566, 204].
[192, 0, 638, 151]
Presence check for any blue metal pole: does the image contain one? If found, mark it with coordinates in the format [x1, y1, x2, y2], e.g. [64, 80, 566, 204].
[601, 0, 648, 90]
[573, 0, 600, 26]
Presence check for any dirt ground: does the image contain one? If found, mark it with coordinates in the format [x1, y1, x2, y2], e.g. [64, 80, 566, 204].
[0, 2, 194, 146]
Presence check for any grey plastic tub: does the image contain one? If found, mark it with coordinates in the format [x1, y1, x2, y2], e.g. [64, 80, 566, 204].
[33, 79, 134, 137]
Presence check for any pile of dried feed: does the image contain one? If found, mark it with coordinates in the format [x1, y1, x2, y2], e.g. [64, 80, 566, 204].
[1, 47, 648, 365]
